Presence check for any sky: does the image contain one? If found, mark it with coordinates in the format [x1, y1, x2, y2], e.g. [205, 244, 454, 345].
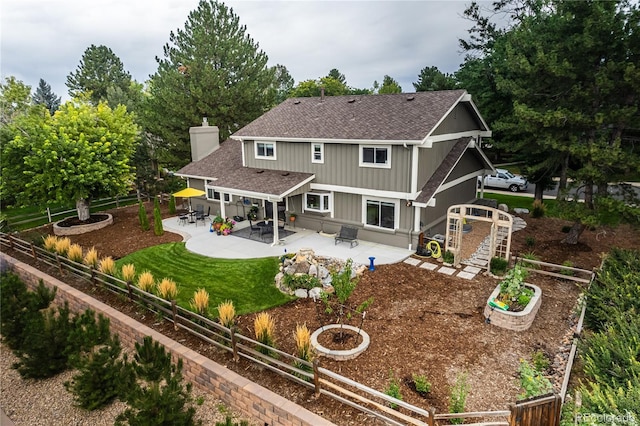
[1, 0, 480, 101]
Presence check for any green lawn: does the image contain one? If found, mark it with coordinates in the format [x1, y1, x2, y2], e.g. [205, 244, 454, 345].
[115, 242, 293, 316]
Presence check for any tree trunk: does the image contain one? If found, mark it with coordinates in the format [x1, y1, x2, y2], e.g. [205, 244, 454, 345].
[534, 183, 545, 202]
[584, 181, 594, 209]
[76, 198, 90, 221]
[556, 153, 569, 200]
[561, 222, 586, 245]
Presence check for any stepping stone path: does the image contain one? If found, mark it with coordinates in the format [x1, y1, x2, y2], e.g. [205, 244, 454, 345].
[402, 215, 528, 279]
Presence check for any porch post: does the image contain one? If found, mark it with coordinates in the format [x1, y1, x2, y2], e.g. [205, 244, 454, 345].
[413, 205, 421, 233]
[271, 199, 280, 246]
[220, 196, 227, 219]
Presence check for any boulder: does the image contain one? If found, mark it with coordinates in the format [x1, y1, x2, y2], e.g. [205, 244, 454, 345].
[498, 203, 509, 212]
[294, 289, 309, 298]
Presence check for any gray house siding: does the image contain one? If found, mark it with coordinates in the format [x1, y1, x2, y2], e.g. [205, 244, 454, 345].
[416, 139, 459, 185]
[420, 178, 478, 235]
[244, 141, 412, 192]
[444, 151, 486, 182]
[431, 104, 482, 136]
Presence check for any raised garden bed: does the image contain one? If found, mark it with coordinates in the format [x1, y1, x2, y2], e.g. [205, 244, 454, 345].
[484, 283, 542, 331]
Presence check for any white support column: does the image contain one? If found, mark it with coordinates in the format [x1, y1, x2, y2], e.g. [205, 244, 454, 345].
[413, 205, 421, 232]
[220, 198, 226, 219]
[271, 200, 280, 246]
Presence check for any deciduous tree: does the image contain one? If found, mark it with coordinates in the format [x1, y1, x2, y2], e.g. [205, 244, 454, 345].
[377, 75, 402, 94]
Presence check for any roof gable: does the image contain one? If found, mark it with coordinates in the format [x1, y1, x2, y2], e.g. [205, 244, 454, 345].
[233, 90, 470, 142]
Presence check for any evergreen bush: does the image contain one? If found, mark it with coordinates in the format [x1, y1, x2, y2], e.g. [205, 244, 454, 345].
[138, 201, 150, 231]
[448, 372, 469, 424]
[153, 206, 164, 236]
[168, 195, 176, 214]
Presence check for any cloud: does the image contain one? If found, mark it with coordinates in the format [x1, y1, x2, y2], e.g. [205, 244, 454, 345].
[1, 0, 473, 100]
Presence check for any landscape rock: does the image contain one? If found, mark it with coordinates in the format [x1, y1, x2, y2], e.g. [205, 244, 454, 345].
[498, 203, 509, 212]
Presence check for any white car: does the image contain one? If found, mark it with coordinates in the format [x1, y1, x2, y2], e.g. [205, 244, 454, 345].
[478, 169, 529, 192]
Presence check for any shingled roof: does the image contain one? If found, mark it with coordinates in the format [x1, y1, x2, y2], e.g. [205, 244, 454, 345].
[176, 139, 314, 198]
[232, 90, 470, 141]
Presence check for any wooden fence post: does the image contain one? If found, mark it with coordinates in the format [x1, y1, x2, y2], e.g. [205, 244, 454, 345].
[426, 408, 436, 426]
[126, 281, 133, 300]
[55, 253, 63, 275]
[30, 243, 37, 261]
[313, 358, 321, 397]
[116, 195, 120, 208]
[230, 327, 239, 362]
[171, 300, 178, 331]
[47, 207, 52, 223]
[509, 403, 517, 426]
[8, 234, 14, 250]
[91, 268, 97, 285]
[136, 189, 141, 203]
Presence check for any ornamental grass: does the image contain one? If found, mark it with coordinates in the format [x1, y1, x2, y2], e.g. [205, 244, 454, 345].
[157, 278, 178, 300]
[190, 288, 210, 316]
[98, 256, 116, 275]
[121, 263, 136, 282]
[254, 312, 276, 354]
[66, 243, 84, 263]
[294, 323, 314, 363]
[43, 235, 58, 252]
[83, 247, 99, 269]
[136, 271, 155, 293]
[54, 237, 71, 255]
[217, 300, 236, 328]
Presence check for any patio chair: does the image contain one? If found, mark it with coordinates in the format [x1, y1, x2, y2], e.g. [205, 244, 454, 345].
[249, 220, 261, 238]
[178, 214, 188, 226]
[335, 226, 359, 248]
[260, 224, 273, 241]
[195, 210, 206, 226]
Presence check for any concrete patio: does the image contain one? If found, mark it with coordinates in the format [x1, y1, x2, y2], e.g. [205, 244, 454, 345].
[162, 217, 414, 265]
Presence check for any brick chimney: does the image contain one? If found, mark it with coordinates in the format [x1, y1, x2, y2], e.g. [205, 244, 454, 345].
[189, 117, 219, 162]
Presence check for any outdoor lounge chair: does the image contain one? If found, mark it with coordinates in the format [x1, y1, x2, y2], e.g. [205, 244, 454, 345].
[335, 226, 359, 248]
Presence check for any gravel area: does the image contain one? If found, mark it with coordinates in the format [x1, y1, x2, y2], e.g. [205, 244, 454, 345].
[0, 343, 252, 426]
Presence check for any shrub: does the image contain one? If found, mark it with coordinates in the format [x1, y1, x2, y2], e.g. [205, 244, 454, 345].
[254, 312, 276, 355]
[67, 243, 84, 262]
[490, 257, 508, 275]
[217, 300, 236, 328]
[138, 201, 150, 231]
[54, 236, 71, 255]
[412, 373, 431, 394]
[157, 278, 178, 300]
[521, 252, 540, 269]
[443, 250, 455, 264]
[0, 274, 56, 350]
[560, 260, 575, 276]
[531, 199, 546, 218]
[518, 359, 552, 400]
[116, 337, 200, 426]
[154, 196, 160, 211]
[525, 236, 536, 248]
[121, 263, 136, 282]
[282, 274, 321, 291]
[65, 335, 128, 410]
[43, 234, 58, 252]
[532, 349, 550, 373]
[385, 370, 403, 409]
[169, 195, 176, 214]
[153, 206, 164, 236]
[498, 263, 530, 304]
[190, 288, 210, 316]
[83, 247, 99, 269]
[98, 256, 116, 275]
[449, 372, 470, 424]
[137, 271, 155, 293]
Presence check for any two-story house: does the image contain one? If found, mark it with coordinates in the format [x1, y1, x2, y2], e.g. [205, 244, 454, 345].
[175, 89, 494, 249]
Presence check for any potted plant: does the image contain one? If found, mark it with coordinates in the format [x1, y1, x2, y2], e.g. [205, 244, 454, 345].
[212, 215, 224, 232]
[289, 212, 297, 222]
[219, 218, 235, 235]
[247, 206, 259, 221]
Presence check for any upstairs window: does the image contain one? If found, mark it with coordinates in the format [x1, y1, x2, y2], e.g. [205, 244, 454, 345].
[305, 192, 331, 213]
[311, 143, 324, 164]
[255, 141, 276, 160]
[360, 145, 391, 168]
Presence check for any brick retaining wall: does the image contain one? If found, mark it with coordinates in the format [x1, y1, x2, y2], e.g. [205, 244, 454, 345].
[2, 253, 335, 426]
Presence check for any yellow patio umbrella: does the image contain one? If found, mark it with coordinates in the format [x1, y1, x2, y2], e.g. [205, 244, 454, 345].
[172, 187, 206, 211]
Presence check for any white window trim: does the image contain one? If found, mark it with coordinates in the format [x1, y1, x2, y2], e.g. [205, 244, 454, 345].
[206, 187, 230, 204]
[361, 196, 399, 230]
[359, 144, 391, 169]
[254, 140, 276, 160]
[304, 191, 333, 214]
[311, 142, 324, 164]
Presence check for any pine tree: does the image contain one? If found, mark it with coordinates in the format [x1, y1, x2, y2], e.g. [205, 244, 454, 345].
[153, 206, 164, 236]
[138, 201, 150, 231]
[145, 0, 276, 168]
[31, 78, 61, 115]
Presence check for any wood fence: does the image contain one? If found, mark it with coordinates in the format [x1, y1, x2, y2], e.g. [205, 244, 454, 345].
[512, 256, 594, 284]
[2, 233, 575, 426]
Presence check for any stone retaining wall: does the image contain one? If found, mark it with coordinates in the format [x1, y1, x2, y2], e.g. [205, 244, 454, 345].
[483, 283, 542, 331]
[1, 253, 334, 426]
